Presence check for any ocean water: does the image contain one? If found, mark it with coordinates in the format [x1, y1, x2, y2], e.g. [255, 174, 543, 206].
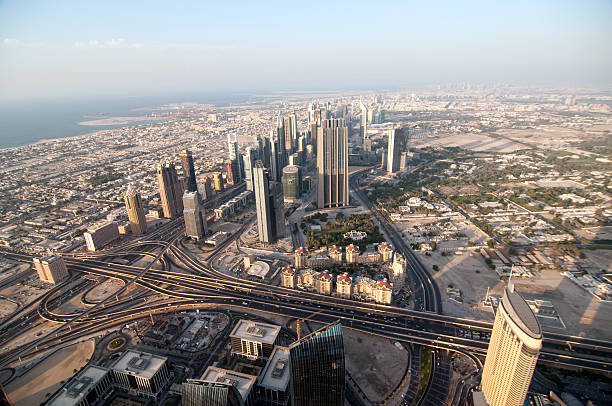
[0, 93, 254, 149]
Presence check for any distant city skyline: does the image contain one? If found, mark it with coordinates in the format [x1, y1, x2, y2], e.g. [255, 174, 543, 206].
[1, 1, 611, 101]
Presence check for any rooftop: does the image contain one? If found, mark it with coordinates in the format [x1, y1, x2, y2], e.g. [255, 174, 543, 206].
[502, 285, 542, 339]
[200, 366, 257, 401]
[230, 320, 281, 345]
[47, 365, 109, 406]
[258, 346, 290, 392]
[111, 350, 167, 379]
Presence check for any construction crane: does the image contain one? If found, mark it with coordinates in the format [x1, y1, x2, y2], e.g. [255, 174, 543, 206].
[293, 309, 324, 340]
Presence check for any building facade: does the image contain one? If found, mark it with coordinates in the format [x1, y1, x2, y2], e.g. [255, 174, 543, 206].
[230, 320, 281, 361]
[157, 161, 184, 219]
[317, 119, 349, 208]
[84, 221, 119, 251]
[253, 161, 285, 243]
[179, 149, 197, 193]
[387, 127, 405, 174]
[111, 350, 170, 399]
[288, 321, 345, 406]
[481, 284, 542, 406]
[33, 255, 69, 284]
[282, 165, 302, 200]
[124, 186, 147, 234]
[183, 191, 207, 240]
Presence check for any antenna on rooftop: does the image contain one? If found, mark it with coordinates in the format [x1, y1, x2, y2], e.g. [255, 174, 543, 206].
[508, 265, 515, 293]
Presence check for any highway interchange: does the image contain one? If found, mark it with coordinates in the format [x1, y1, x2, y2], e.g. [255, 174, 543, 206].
[0, 173, 610, 405]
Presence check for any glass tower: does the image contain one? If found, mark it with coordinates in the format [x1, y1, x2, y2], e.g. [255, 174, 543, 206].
[182, 380, 244, 406]
[289, 321, 345, 406]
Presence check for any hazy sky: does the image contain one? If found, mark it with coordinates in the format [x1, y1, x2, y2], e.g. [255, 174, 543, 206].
[1, 0, 611, 101]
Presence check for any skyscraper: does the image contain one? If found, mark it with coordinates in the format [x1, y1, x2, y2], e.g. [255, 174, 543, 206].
[213, 172, 224, 191]
[179, 149, 197, 193]
[387, 127, 405, 174]
[124, 186, 147, 234]
[226, 160, 239, 185]
[288, 321, 345, 406]
[359, 98, 368, 143]
[276, 115, 287, 169]
[269, 130, 281, 182]
[481, 283, 542, 406]
[282, 165, 302, 200]
[284, 113, 297, 153]
[253, 161, 285, 243]
[157, 161, 184, 219]
[317, 119, 349, 208]
[183, 191, 207, 240]
[228, 133, 242, 182]
[243, 146, 257, 191]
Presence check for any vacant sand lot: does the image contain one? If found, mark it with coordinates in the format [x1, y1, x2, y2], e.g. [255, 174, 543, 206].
[7, 340, 94, 406]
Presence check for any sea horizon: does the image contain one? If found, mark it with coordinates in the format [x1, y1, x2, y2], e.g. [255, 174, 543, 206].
[0, 92, 257, 149]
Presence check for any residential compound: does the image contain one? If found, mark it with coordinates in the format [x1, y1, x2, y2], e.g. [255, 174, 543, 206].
[281, 243, 405, 304]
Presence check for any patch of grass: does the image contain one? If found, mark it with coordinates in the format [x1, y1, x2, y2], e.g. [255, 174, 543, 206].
[415, 347, 433, 404]
[108, 338, 125, 349]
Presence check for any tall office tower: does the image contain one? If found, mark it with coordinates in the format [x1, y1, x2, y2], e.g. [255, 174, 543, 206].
[124, 186, 147, 234]
[307, 102, 317, 124]
[183, 191, 207, 240]
[261, 135, 271, 169]
[269, 131, 281, 182]
[253, 161, 285, 243]
[276, 114, 287, 169]
[179, 149, 197, 192]
[197, 177, 214, 201]
[213, 172, 224, 191]
[282, 165, 302, 200]
[359, 98, 368, 143]
[33, 255, 69, 284]
[157, 161, 184, 219]
[387, 127, 405, 174]
[226, 160, 240, 185]
[243, 146, 256, 191]
[289, 321, 345, 406]
[317, 119, 349, 208]
[283, 113, 297, 153]
[363, 136, 372, 153]
[182, 380, 243, 406]
[309, 122, 318, 148]
[481, 283, 542, 406]
[227, 133, 242, 181]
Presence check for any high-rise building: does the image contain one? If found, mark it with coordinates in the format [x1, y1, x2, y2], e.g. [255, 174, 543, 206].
[124, 186, 147, 234]
[157, 161, 184, 219]
[84, 221, 119, 251]
[197, 177, 214, 201]
[317, 119, 349, 208]
[111, 350, 170, 398]
[359, 99, 368, 143]
[179, 149, 197, 193]
[275, 115, 287, 169]
[309, 122, 318, 149]
[288, 321, 345, 406]
[213, 172, 225, 191]
[183, 191, 207, 240]
[387, 127, 405, 174]
[268, 131, 281, 182]
[481, 283, 542, 406]
[253, 161, 285, 243]
[283, 113, 297, 153]
[226, 160, 240, 185]
[243, 146, 257, 191]
[33, 255, 69, 284]
[230, 319, 281, 360]
[182, 379, 245, 406]
[227, 134, 243, 184]
[282, 165, 302, 200]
